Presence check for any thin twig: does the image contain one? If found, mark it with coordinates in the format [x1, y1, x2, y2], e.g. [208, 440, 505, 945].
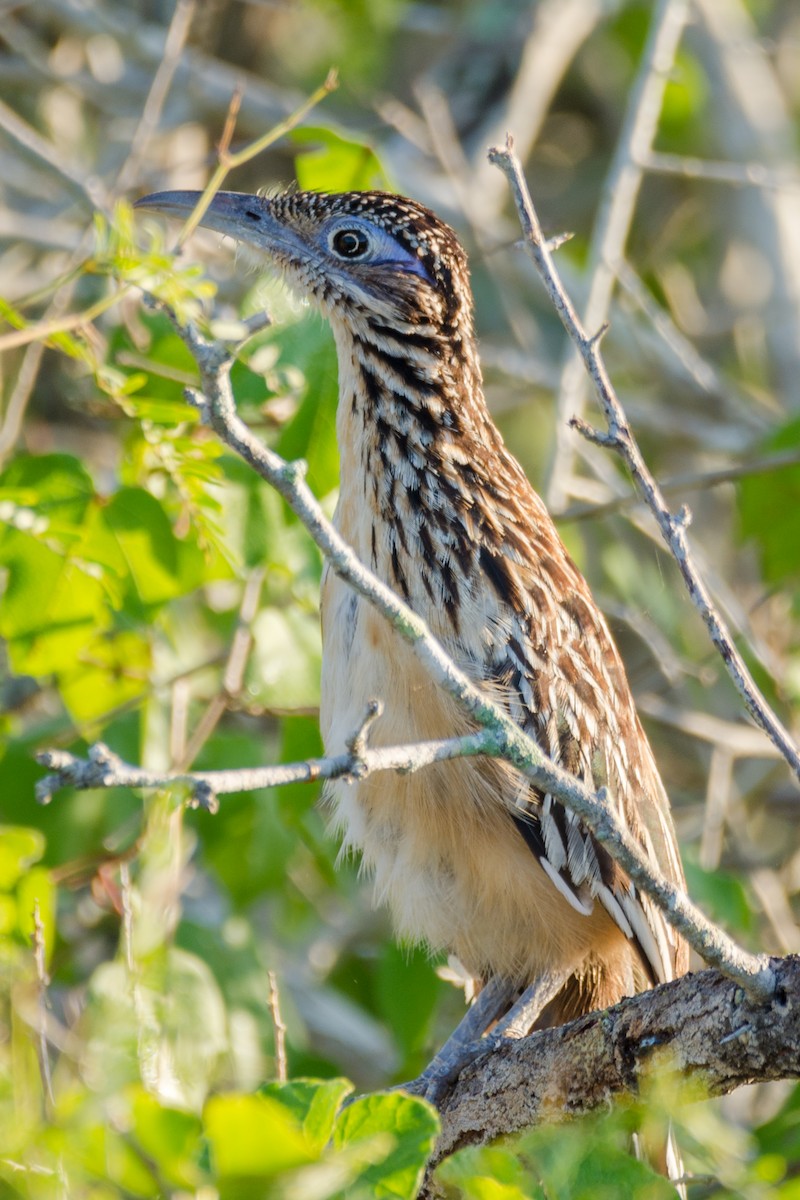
[114, 0, 197, 195]
[174, 69, 338, 248]
[177, 566, 266, 770]
[0, 95, 109, 213]
[120, 861, 135, 974]
[267, 971, 287, 1082]
[561, 447, 800, 524]
[545, 0, 690, 510]
[37, 728, 494, 814]
[31, 900, 55, 1114]
[489, 137, 800, 789]
[642, 150, 800, 190]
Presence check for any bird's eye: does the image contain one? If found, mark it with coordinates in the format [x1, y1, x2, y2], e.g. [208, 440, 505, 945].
[331, 228, 371, 258]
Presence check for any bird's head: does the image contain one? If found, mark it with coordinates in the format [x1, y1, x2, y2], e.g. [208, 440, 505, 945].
[134, 188, 474, 341]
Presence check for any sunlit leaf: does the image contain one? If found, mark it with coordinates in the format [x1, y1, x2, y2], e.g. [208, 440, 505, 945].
[333, 1092, 439, 1199]
[204, 1092, 316, 1176]
[258, 1078, 353, 1152]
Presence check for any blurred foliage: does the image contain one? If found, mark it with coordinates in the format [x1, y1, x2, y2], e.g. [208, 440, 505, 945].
[0, 0, 799, 1197]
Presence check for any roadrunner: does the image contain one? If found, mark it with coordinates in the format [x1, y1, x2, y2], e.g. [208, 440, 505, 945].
[136, 188, 689, 1096]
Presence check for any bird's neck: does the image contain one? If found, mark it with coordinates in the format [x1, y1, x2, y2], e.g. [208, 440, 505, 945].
[327, 316, 521, 622]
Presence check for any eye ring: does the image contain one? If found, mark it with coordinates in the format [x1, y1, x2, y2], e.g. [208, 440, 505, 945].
[331, 227, 371, 259]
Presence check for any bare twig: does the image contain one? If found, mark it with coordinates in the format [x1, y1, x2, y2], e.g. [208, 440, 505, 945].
[470, 0, 609, 223]
[546, 0, 690, 510]
[176, 566, 266, 770]
[561, 446, 800, 524]
[268, 971, 288, 1083]
[38, 297, 774, 999]
[641, 150, 800, 190]
[31, 900, 55, 1114]
[0, 95, 109, 213]
[693, 0, 800, 409]
[114, 0, 198, 195]
[488, 137, 800, 788]
[36, 727, 494, 815]
[174, 69, 338, 248]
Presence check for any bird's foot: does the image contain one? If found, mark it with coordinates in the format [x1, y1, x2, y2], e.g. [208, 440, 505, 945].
[392, 1038, 488, 1107]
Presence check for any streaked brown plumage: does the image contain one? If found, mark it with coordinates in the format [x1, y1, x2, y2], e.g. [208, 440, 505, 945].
[136, 187, 688, 1052]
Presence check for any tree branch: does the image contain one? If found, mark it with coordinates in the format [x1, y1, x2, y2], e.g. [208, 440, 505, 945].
[422, 954, 800, 1192]
[36, 723, 494, 815]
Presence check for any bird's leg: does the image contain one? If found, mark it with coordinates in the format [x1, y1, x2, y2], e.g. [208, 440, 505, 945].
[401, 967, 572, 1105]
[485, 967, 571, 1042]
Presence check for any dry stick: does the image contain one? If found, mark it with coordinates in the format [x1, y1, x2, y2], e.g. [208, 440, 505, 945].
[268, 971, 288, 1083]
[562, 447, 800, 524]
[488, 139, 800, 791]
[471, 0, 607, 224]
[642, 150, 800, 190]
[114, 0, 198, 196]
[38, 299, 773, 999]
[31, 900, 55, 1114]
[37, 728, 493, 814]
[176, 566, 266, 771]
[546, 0, 690, 511]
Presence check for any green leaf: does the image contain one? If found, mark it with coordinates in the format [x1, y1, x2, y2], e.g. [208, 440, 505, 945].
[437, 1144, 545, 1199]
[738, 417, 800, 582]
[0, 452, 94, 527]
[333, 1092, 439, 1199]
[274, 315, 341, 497]
[65, 1121, 160, 1196]
[292, 126, 390, 193]
[0, 826, 45, 889]
[521, 1121, 680, 1199]
[204, 1092, 316, 1177]
[58, 627, 151, 723]
[683, 859, 756, 939]
[249, 606, 322, 708]
[376, 942, 442, 1063]
[0, 529, 110, 674]
[258, 1078, 353, 1152]
[129, 1088, 204, 1188]
[98, 486, 205, 611]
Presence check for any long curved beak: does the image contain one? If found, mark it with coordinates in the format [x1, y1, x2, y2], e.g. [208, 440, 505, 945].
[134, 190, 283, 251]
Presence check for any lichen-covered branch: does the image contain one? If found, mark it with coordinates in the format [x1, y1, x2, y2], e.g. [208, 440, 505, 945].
[36, 720, 493, 814]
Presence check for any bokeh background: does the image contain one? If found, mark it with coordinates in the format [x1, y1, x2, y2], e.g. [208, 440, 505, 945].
[2, 0, 800, 1195]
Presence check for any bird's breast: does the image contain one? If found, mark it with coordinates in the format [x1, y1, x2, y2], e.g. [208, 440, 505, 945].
[318, 565, 624, 983]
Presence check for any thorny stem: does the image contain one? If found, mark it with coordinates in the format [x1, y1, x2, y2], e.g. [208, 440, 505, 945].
[489, 137, 800, 787]
[38, 296, 775, 1000]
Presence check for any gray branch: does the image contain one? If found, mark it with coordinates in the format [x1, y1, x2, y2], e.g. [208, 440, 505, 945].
[36, 719, 493, 815]
[421, 953, 800, 1196]
[488, 137, 800, 787]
